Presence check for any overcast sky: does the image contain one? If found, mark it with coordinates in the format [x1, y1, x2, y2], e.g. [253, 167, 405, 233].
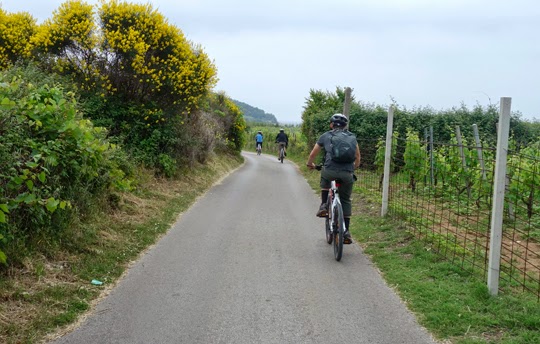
[2, 0, 539, 123]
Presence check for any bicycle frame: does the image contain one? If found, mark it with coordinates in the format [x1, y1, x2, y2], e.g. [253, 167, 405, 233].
[328, 180, 346, 232]
[278, 145, 285, 163]
[315, 165, 347, 261]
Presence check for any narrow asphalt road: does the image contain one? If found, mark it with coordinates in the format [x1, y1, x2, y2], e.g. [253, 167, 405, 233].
[52, 152, 437, 344]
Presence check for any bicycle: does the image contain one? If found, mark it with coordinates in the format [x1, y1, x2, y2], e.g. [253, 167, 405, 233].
[276, 142, 286, 163]
[316, 165, 346, 261]
[256, 142, 262, 155]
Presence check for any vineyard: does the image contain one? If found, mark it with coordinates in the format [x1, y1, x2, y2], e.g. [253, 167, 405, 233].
[355, 111, 540, 300]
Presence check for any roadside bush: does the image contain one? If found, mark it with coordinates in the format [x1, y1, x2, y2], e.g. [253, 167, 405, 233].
[28, 0, 220, 173]
[204, 92, 246, 153]
[0, 71, 130, 265]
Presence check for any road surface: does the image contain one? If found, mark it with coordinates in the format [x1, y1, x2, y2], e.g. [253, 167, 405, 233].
[52, 152, 437, 344]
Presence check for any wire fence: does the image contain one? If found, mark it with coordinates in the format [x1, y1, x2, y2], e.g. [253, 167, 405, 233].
[355, 131, 540, 300]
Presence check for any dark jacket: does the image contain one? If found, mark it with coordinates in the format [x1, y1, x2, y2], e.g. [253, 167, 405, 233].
[275, 132, 289, 146]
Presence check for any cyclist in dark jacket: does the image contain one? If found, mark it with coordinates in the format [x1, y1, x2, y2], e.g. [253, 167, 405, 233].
[275, 129, 289, 159]
[306, 114, 360, 244]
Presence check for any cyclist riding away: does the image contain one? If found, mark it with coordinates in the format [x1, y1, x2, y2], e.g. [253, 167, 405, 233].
[255, 131, 263, 152]
[306, 114, 360, 244]
[275, 128, 289, 160]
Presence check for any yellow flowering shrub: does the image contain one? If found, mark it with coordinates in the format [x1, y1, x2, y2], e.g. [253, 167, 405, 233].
[0, 9, 37, 69]
[31, 0, 96, 55]
[28, 0, 217, 122]
[30, 0, 102, 91]
[2, 0, 228, 171]
[98, 0, 217, 113]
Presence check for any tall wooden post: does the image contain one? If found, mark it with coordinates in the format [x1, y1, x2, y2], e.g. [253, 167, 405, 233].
[342, 87, 352, 126]
[381, 106, 394, 217]
[488, 97, 511, 296]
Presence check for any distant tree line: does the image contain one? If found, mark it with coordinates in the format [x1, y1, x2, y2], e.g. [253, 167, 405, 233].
[233, 99, 278, 124]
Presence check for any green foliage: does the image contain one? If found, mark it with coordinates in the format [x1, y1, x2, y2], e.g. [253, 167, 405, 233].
[158, 154, 176, 178]
[204, 92, 246, 153]
[403, 129, 428, 191]
[507, 142, 540, 222]
[0, 67, 129, 264]
[301, 89, 538, 170]
[301, 88, 344, 147]
[374, 131, 398, 173]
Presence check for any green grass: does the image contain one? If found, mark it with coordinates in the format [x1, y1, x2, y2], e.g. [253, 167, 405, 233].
[287, 152, 540, 344]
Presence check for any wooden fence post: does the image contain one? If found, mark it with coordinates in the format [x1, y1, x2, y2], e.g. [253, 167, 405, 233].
[487, 97, 511, 296]
[472, 124, 486, 180]
[429, 126, 434, 185]
[455, 126, 471, 196]
[381, 106, 394, 217]
[455, 126, 467, 169]
[342, 87, 352, 120]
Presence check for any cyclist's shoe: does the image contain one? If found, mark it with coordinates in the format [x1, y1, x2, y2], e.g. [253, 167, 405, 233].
[284, 152, 287, 156]
[316, 203, 328, 217]
[343, 231, 353, 244]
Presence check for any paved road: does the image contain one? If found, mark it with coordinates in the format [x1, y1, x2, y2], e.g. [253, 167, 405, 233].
[52, 152, 437, 344]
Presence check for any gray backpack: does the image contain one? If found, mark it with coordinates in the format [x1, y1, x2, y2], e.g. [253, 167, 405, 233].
[330, 130, 357, 163]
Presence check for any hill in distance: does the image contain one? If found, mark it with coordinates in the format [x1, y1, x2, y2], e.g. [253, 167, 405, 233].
[233, 99, 278, 124]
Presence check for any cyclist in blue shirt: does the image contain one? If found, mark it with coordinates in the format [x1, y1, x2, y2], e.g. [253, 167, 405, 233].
[255, 131, 263, 152]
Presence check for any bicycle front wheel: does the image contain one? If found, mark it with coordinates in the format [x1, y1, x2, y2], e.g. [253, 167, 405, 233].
[325, 198, 332, 244]
[325, 216, 332, 244]
[333, 203, 344, 261]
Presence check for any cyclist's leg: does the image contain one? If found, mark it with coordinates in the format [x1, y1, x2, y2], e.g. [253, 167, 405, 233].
[335, 171, 354, 243]
[317, 169, 331, 217]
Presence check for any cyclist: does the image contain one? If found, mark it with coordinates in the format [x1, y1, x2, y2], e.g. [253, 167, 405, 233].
[306, 114, 360, 244]
[255, 131, 264, 152]
[275, 128, 289, 160]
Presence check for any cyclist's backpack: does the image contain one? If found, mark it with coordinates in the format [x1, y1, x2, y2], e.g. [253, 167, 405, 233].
[329, 130, 357, 163]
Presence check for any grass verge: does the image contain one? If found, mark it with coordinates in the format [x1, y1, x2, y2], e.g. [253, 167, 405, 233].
[0, 152, 243, 344]
[287, 152, 540, 344]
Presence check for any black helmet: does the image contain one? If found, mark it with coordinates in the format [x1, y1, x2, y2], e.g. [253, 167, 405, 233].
[257, 131, 262, 134]
[330, 113, 348, 127]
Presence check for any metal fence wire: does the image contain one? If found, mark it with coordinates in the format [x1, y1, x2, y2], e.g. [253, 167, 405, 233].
[355, 134, 540, 300]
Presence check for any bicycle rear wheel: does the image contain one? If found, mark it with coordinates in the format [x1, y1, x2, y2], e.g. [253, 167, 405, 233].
[333, 203, 344, 261]
[280, 148, 284, 163]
